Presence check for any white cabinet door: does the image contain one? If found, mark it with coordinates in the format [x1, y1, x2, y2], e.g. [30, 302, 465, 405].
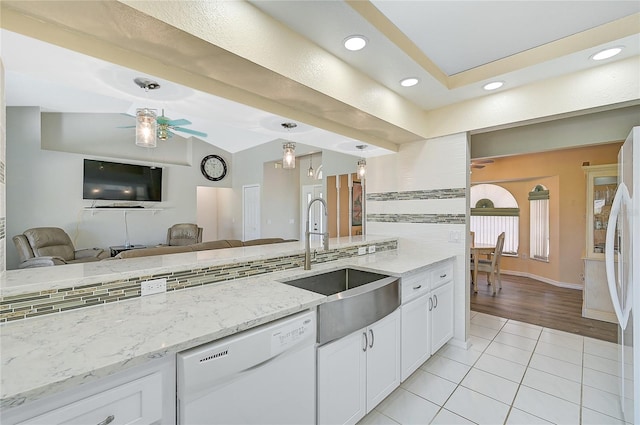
[401, 294, 431, 381]
[430, 280, 454, 354]
[17, 373, 162, 425]
[317, 329, 367, 425]
[365, 309, 401, 412]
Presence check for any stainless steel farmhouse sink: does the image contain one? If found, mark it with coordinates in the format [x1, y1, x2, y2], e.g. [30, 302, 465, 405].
[280, 268, 400, 345]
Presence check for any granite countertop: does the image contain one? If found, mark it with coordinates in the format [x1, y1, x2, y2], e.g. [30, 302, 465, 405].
[0, 238, 454, 410]
[1, 235, 396, 297]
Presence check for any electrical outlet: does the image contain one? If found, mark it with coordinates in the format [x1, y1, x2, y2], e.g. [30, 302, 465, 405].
[368, 245, 376, 254]
[358, 246, 367, 255]
[141, 278, 167, 296]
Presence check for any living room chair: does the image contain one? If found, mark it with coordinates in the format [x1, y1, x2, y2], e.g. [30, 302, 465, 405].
[166, 223, 203, 246]
[13, 227, 108, 268]
[470, 232, 506, 294]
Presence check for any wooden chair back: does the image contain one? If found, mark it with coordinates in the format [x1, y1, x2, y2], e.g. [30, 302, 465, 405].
[492, 232, 506, 269]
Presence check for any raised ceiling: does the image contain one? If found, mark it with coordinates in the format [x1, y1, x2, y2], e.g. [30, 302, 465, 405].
[1, 0, 638, 155]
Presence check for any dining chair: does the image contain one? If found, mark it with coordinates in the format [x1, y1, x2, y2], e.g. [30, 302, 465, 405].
[470, 232, 506, 294]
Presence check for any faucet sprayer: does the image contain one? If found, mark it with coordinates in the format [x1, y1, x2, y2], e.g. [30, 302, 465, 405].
[305, 198, 329, 270]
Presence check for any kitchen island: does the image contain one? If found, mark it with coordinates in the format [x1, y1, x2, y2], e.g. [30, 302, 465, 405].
[0, 235, 456, 422]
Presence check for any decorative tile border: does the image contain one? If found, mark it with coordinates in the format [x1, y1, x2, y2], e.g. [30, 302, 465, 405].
[0, 240, 398, 323]
[367, 213, 465, 224]
[367, 188, 465, 201]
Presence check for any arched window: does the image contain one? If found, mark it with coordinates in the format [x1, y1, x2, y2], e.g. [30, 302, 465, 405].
[529, 184, 550, 261]
[470, 184, 519, 255]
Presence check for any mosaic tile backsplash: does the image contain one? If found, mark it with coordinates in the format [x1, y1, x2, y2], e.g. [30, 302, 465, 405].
[0, 240, 398, 323]
[367, 188, 465, 201]
[366, 188, 466, 225]
[367, 213, 465, 224]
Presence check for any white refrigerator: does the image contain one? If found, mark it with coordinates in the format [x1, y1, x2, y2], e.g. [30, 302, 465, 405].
[606, 126, 639, 423]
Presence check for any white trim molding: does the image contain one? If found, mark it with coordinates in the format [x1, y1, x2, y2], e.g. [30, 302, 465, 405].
[501, 270, 583, 290]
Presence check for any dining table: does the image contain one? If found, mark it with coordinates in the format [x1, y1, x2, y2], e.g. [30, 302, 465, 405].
[470, 243, 496, 292]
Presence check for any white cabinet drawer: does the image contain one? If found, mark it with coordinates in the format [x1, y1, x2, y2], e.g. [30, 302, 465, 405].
[401, 271, 429, 303]
[18, 372, 163, 425]
[429, 261, 453, 290]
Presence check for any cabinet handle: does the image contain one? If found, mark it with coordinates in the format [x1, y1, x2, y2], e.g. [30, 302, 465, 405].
[97, 415, 115, 425]
[369, 329, 374, 348]
[434, 294, 438, 309]
[413, 284, 422, 290]
[440, 273, 447, 279]
[362, 331, 368, 352]
[428, 297, 433, 311]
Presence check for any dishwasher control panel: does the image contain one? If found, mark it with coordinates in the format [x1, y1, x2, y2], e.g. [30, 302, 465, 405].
[271, 316, 314, 355]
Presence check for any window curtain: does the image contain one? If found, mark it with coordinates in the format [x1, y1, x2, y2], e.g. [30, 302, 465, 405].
[529, 185, 550, 261]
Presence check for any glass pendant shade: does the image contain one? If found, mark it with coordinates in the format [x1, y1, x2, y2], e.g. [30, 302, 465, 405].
[308, 155, 314, 177]
[135, 108, 157, 148]
[283, 142, 296, 169]
[357, 158, 367, 177]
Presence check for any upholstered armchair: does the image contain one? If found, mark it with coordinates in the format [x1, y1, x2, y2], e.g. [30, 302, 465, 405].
[13, 227, 108, 268]
[166, 223, 203, 246]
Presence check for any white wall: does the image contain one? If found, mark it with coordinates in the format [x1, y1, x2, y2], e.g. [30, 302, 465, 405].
[471, 105, 640, 158]
[231, 140, 361, 241]
[196, 186, 218, 242]
[367, 133, 470, 345]
[0, 60, 5, 273]
[262, 161, 299, 240]
[6, 107, 231, 269]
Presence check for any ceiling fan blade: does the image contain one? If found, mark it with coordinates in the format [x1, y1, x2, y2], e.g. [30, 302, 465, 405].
[167, 118, 191, 126]
[117, 125, 135, 128]
[173, 127, 208, 137]
[471, 159, 495, 165]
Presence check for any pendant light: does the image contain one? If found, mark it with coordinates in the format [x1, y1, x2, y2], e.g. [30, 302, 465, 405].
[282, 142, 296, 169]
[133, 77, 161, 148]
[281, 122, 297, 169]
[135, 108, 157, 148]
[308, 153, 315, 178]
[356, 145, 367, 177]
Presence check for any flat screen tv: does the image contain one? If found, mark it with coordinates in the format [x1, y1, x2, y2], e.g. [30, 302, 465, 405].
[83, 159, 163, 202]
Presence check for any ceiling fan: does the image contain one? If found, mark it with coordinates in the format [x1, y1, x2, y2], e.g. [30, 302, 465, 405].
[124, 77, 208, 141]
[120, 109, 208, 141]
[155, 109, 207, 140]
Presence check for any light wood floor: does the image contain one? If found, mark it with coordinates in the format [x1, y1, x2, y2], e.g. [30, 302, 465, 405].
[470, 273, 618, 342]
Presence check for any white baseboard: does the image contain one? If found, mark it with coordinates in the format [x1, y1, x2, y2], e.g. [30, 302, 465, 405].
[582, 307, 617, 324]
[447, 337, 470, 350]
[500, 270, 583, 290]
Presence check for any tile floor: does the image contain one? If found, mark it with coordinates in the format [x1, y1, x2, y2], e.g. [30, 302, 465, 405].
[358, 311, 633, 425]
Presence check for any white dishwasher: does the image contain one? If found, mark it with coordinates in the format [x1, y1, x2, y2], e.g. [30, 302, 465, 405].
[177, 310, 316, 425]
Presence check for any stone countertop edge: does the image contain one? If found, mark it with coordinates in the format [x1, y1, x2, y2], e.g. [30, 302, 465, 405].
[1, 235, 397, 297]
[0, 244, 454, 410]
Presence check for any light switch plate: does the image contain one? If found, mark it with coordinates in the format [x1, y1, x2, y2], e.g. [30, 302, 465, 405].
[368, 245, 376, 254]
[358, 246, 367, 255]
[141, 278, 167, 296]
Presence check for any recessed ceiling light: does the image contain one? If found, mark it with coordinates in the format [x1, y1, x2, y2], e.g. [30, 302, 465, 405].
[400, 77, 419, 87]
[483, 81, 504, 91]
[591, 47, 623, 61]
[343, 35, 367, 51]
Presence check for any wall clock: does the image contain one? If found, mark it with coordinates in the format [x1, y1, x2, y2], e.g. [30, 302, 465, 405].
[200, 154, 227, 181]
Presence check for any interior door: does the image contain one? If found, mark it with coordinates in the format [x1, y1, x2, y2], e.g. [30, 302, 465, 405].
[243, 185, 260, 241]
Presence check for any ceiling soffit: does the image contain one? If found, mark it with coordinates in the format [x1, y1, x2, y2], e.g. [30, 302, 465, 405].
[349, 1, 640, 89]
[0, 0, 430, 151]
